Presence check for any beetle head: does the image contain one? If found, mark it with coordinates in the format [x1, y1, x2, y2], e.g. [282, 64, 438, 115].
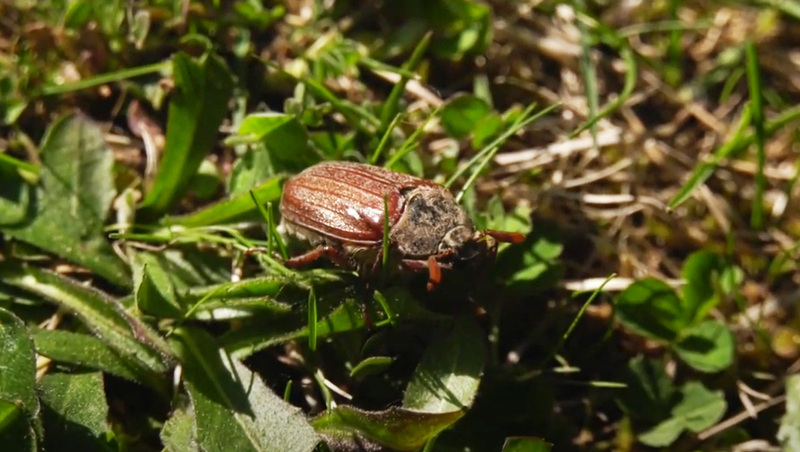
[391, 186, 475, 258]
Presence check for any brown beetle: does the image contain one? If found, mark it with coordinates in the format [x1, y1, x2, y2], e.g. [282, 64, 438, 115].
[279, 161, 524, 289]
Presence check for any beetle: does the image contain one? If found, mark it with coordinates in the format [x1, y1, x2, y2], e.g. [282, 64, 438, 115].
[279, 161, 525, 290]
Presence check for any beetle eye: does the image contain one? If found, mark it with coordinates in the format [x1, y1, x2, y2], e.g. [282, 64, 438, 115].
[399, 186, 415, 197]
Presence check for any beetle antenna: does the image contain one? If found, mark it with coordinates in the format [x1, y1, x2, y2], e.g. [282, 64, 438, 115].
[483, 230, 526, 244]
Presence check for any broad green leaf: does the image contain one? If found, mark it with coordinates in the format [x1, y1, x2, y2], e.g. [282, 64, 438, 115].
[493, 221, 562, 295]
[403, 317, 486, 413]
[312, 405, 462, 452]
[0, 114, 130, 287]
[63, 0, 93, 28]
[0, 165, 32, 226]
[617, 357, 676, 425]
[422, 0, 493, 58]
[0, 309, 39, 451]
[674, 381, 726, 432]
[228, 148, 274, 197]
[637, 415, 684, 447]
[161, 406, 199, 452]
[0, 308, 38, 416]
[32, 329, 140, 383]
[681, 251, 725, 324]
[182, 276, 289, 302]
[170, 327, 320, 452]
[237, 113, 320, 173]
[143, 248, 231, 289]
[139, 52, 234, 219]
[350, 356, 395, 380]
[133, 253, 182, 318]
[614, 278, 685, 343]
[778, 374, 800, 451]
[638, 381, 726, 447]
[222, 296, 364, 359]
[0, 264, 173, 375]
[181, 275, 298, 320]
[675, 320, 735, 373]
[189, 297, 294, 321]
[502, 437, 552, 452]
[0, 400, 38, 452]
[440, 94, 491, 139]
[0, 400, 21, 433]
[39, 372, 113, 451]
[165, 176, 283, 227]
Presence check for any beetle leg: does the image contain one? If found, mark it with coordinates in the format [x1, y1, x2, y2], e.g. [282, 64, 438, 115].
[284, 245, 346, 268]
[426, 255, 441, 291]
[483, 229, 526, 244]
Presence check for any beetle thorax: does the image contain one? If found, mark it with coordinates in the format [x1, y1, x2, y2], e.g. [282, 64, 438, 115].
[390, 186, 474, 258]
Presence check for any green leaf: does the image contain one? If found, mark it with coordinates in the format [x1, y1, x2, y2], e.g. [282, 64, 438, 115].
[778, 374, 800, 451]
[638, 381, 726, 447]
[350, 356, 395, 380]
[161, 406, 199, 452]
[403, 317, 486, 413]
[312, 405, 463, 452]
[32, 329, 140, 383]
[139, 52, 234, 219]
[228, 148, 274, 197]
[491, 217, 560, 294]
[0, 399, 38, 452]
[423, 0, 493, 59]
[0, 400, 22, 433]
[39, 372, 113, 452]
[0, 164, 32, 226]
[615, 278, 686, 343]
[237, 113, 319, 173]
[222, 291, 365, 359]
[675, 320, 735, 373]
[133, 253, 182, 318]
[63, 0, 93, 29]
[502, 437, 552, 452]
[170, 327, 320, 452]
[637, 415, 684, 447]
[673, 381, 727, 432]
[617, 357, 676, 425]
[0, 264, 173, 376]
[0, 308, 39, 451]
[165, 176, 283, 227]
[681, 251, 725, 324]
[440, 94, 491, 139]
[0, 308, 38, 417]
[0, 114, 130, 287]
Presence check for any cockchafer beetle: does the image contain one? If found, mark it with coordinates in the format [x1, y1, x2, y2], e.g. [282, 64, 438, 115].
[279, 161, 525, 290]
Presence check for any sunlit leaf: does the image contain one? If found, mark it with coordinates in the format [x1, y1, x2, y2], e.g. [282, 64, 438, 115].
[403, 317, 486, 413]
[39, 372, 113, 451]
[0, 114, 130, 287]
[171, 327, 319, 452]
[675, 320, 735, 373]
[312, 405, 462, 451]
[140, 52, 234, 219]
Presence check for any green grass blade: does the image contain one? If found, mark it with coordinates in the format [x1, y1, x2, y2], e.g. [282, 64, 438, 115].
[452, 103, 559, 202]
[370, 113, 403, 165]
[745, 40, 767, 229]
[165, 176, 282, 227]
[669, 106, 752, 209]
[575, 0, 599, 141]
[379, 32, 432, 131]
[39, 61, 169, 96]
[308, 287, 318, 352]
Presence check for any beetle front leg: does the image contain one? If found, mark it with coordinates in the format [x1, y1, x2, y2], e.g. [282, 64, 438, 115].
[284, 245, 346, 268]
[401, 257, 443, 291]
